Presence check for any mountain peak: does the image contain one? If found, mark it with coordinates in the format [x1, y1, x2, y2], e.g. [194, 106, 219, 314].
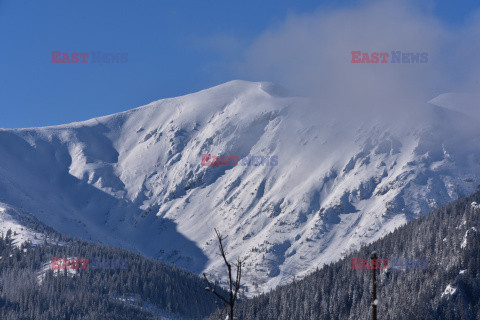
[1, 82, 480, 295]
[428, 92, 480, 119]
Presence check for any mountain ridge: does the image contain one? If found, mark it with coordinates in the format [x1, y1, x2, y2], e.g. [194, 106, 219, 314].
[1, 80, 479, 294]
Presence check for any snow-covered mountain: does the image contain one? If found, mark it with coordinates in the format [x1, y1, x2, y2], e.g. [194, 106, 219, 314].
[1, 80, 480, 294]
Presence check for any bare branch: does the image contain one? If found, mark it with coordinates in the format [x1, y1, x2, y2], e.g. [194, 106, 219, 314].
[203, 273, 229, 305]
[205, 229, 246, 320]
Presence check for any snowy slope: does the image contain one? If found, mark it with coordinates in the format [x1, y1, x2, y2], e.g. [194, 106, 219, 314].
[1, 80, 480, 294]
[0, 202, 50, 247]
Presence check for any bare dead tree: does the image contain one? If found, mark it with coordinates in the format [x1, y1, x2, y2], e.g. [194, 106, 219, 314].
[204, 228, 245, 320]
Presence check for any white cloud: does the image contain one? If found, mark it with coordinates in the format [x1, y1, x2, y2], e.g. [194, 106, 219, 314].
[214, 0, 480, 118]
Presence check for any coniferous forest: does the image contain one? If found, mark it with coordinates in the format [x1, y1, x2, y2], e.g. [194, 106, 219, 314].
[0, 230, 223, 319]
[1, 192, 480, 319]
[232, 191, 480, 319]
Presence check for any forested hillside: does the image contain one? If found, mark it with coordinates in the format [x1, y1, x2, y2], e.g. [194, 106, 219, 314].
[234, 191, 480, 319]
[0, 231, 222, 320]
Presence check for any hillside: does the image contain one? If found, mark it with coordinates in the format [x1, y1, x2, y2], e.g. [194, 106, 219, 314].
[0, 228, 221, 319]
[234, 191, 480, 319]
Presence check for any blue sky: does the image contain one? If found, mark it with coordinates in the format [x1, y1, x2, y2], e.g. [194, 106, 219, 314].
[1, 0, 479, 128]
